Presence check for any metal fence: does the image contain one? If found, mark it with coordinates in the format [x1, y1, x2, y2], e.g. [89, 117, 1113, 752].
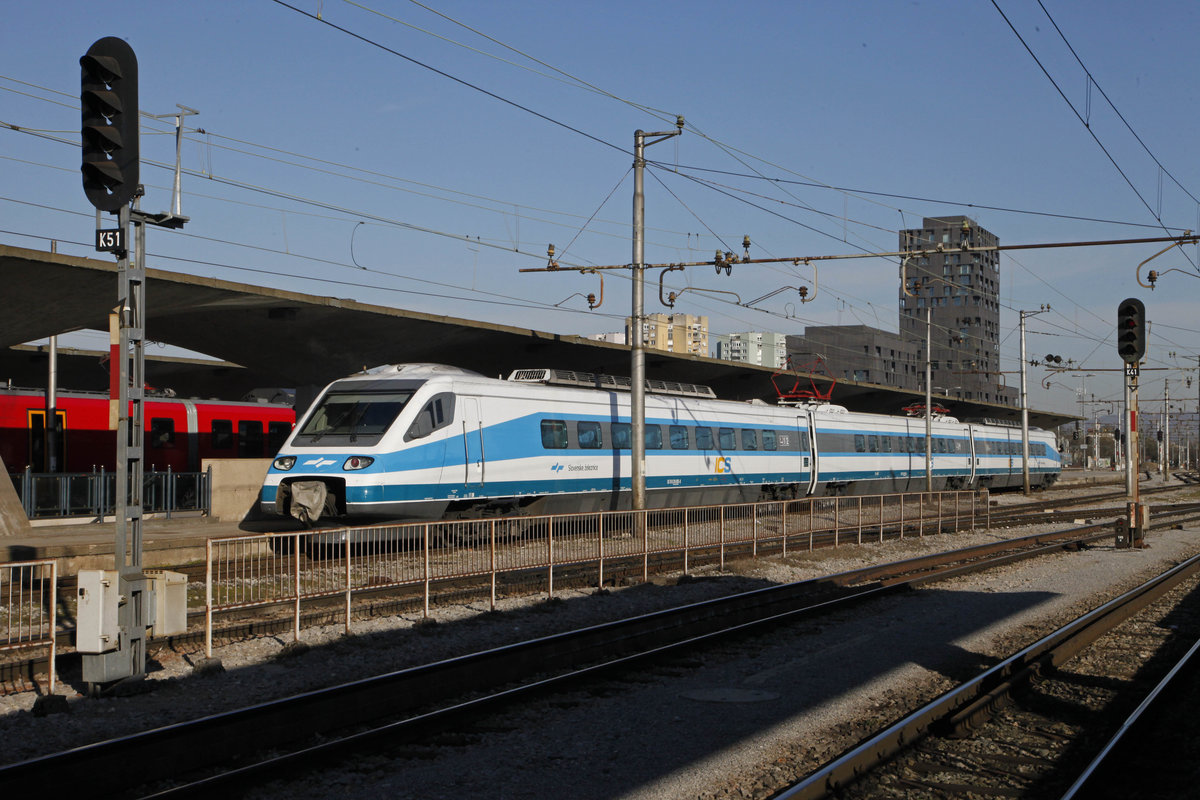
[8, 466, 211, 520]
[0, 560, 57, 692]
[204, 489, 986, 656]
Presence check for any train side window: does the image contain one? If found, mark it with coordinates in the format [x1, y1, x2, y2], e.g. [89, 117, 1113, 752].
[695, 427, 714, 450]
[238, 421, 264, 457]
[801, 430, 811, 452]
[669, 425, 690, 450]
[762, 429, 777, 451]
[268, 421, 291, 453]
[577, 421, 603, 449]
[718, 428, 736, 450]
[212, 419, 233, 450]
[740, 429, 758, 450]
[854, 434, 865, 453]
[867, 435, 878, 453]
[541, 420, 568, 449]
[405, 393, 456, 441]
[645, 425, 663, 450]
[881, 435, 892, 453]
[612, 423, 631, 450]
[150, 417, 175, 449]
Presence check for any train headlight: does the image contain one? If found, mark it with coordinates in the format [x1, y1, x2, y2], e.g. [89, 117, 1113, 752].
[273, 456, 296, 471]
[343, 456, 374, 471]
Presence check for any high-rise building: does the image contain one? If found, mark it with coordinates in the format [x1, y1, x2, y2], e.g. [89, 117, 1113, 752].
[712, 331, 789, 368]
[625, 313, 708, 356]
[786, 325, 920, 388]
[898, 216, 1014, 405]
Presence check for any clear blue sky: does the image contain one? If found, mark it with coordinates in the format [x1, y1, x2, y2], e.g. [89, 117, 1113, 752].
[3, 1, 1199, 418]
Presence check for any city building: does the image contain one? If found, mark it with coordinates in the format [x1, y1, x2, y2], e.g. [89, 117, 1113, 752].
[624, 313, 708, 356]
[711, 331, 789, 368]
[899, 215, 1014, 405]
[782, 216, 1016, 405]
[786, 325, 920, 388]
[586, 332, 626, 345]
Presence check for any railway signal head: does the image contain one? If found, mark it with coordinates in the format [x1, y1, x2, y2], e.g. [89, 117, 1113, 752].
[1116, 297, 1146, 364]
[80, 37, 138, 212]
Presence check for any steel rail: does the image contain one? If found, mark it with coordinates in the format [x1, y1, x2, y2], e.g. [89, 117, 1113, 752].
[9, 509, 1197, 796]
[775, 550, 1200, 800]
[1061, 635, 1200, 799]
[0, 488, 1191, 694]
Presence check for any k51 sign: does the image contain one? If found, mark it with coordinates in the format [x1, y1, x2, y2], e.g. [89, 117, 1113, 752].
[95, 227, 125, 254]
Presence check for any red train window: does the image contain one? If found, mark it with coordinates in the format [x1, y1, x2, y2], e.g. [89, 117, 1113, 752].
[238, 420, 264, 457]
[150, 417, 175, 448]
[212, 419, 233, 449]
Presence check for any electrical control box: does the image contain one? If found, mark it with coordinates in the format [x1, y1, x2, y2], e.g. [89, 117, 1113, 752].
[146, 570, 187, 636]
[76, 569, 120, 653]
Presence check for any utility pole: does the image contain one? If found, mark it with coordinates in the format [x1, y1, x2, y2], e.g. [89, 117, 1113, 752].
[1117, 297, 1147, 545]
[630, 119, 682, 510]
[1019, 306, 1049, 494]
[925, 306, 932, 492]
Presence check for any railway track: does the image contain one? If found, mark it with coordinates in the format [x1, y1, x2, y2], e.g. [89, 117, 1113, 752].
[776, 556, 1200, 799]
[1, 482, 1194, 693]
[5, 500, 1200, 796]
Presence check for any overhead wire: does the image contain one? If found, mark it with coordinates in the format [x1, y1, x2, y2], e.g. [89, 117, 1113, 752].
[4, 10, 1192, 402]
[989, 0, 1196, 264]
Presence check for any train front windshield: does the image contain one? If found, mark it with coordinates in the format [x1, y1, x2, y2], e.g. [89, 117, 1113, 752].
[293, 390, 414, 446]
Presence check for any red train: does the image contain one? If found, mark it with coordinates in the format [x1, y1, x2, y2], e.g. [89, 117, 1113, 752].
[0, 387, 295, 473]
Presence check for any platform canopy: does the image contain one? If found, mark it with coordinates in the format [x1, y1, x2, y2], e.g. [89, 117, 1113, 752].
[0, 244, 1075, 430]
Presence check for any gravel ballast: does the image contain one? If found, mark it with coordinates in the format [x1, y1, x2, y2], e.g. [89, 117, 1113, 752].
[1, 479, 1197, 799]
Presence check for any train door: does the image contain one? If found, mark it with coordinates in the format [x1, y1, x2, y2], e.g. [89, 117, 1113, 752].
[802, 410, 818, 495]
[900, 418, 916, 493]
[27, 409, 65, 472]
[966, 424, 979, 486]
[182, 400, 199, 471]
[461, 396, 484, 487]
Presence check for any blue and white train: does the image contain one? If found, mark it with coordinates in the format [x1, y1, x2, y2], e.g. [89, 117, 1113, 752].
[260, 363, 1061, 524]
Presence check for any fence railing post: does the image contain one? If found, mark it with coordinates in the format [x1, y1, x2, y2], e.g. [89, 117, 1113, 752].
[683, 508, 689, 575]
[547, 516, 554, 599]
[720, 506, 726, 569]
[782, 501, 788, 556]
[423, 524, 431, 619]
[293, 532, 302, 642]
[48, 560, 57, 694]
[205, 538, 214, 659]
[752, 503, 758, 558]
[344, 531, 352, 634]
[834, 498, 840, 547]
[165, 466, 174, 519]
[857, 496, 863, 544]
[642, 511, 649, 582]
[490, 520, 498, 611]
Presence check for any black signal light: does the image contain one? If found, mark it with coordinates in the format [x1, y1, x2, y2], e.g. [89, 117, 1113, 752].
[81, 37, 139, 211]
[1116, 297, 1145, 364]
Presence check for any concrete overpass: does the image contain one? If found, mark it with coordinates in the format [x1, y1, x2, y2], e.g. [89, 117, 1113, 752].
[0, 244, 1075, 430]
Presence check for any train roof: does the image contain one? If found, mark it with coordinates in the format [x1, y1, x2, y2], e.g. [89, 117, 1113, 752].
[507, 367, 717, 399]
